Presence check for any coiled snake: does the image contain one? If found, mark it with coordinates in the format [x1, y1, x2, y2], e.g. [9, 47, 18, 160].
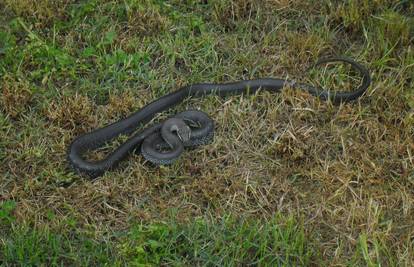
[68, 57, 371, 178]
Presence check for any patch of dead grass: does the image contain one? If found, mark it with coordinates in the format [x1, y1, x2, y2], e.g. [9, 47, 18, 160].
[0, 75, 33, 119]
[104, 90, 140, 120]
[123, 0, 170, 36]
[44, 93, 97, 133]
[3, 0, 74, 25]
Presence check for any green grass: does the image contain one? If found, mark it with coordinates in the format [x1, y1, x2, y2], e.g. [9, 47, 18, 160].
[1, 225, 114, 266]
[119, 214, 313, 266]
[0, 201, 398, 266]
[1, 0, 413, 265]
[1, 201, 313, 266]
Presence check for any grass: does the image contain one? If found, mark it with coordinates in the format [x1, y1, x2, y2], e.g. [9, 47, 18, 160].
[1, 0, 413, 265]
[1, 200, 312, 266]
[119, 214, 313, 266]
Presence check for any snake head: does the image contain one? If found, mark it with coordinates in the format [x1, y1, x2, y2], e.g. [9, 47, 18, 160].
[169, 119, 191, 143]
[176, 124, 191, 143]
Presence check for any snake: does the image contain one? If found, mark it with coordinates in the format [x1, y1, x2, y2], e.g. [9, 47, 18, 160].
[67, 57, 371, 178]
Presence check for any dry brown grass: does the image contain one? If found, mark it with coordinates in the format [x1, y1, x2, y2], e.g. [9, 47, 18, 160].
[0, 75, 33, 118]
[124, 0, 170, 36]
[3, 0, 74, 25]
[44, 94, 97, 132]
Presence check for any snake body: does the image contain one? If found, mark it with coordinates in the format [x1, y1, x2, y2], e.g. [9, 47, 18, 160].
[68, 57, 371, 178]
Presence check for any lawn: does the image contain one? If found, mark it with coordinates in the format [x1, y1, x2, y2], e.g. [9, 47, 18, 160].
[0, 0, 413, 266]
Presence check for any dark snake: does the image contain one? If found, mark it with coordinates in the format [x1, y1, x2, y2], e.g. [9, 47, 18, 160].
[68, 57, 371, 178]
